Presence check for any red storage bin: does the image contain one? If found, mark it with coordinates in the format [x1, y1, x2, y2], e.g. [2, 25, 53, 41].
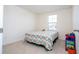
[68, 50, 76, 54]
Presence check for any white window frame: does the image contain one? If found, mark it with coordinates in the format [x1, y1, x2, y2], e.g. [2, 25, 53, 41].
[48, 15, 57, 31]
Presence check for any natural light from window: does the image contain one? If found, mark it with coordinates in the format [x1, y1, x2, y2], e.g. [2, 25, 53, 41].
[48, 15, 57, 31]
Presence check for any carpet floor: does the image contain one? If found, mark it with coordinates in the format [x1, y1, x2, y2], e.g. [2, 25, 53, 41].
[3, 39, 67, 54]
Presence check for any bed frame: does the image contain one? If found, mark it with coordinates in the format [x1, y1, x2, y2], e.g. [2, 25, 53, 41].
[24, 37, 58, 51]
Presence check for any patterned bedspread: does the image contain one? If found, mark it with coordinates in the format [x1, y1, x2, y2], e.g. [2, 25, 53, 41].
[25, 31, 58, 50]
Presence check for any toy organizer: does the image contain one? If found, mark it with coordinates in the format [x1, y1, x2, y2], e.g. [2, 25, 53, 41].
[65, 33, 76, 54]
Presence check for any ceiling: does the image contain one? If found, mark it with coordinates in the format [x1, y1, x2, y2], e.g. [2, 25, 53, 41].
[18, 5, 72, 14]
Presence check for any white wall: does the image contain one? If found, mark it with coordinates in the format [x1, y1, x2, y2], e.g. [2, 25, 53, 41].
[73, 6, 79, 30]
[36, 8, 73, 40]
[3, 6, 36, 45]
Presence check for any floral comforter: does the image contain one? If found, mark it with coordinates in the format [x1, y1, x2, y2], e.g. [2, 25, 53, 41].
[25, 31, 58, 50]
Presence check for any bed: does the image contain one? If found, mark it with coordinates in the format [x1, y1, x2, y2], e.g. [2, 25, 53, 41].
[24, 31, 58, 51]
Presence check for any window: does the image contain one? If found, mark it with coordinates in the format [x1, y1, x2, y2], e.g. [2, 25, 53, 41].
[48, 15, 57, 30]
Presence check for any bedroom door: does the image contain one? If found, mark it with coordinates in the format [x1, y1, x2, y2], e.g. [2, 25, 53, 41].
[73, 6, 79, 54]
[0, 5, 3, 54]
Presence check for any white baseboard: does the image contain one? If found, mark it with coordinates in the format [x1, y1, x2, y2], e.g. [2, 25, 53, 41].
[3, 38, 24, 46]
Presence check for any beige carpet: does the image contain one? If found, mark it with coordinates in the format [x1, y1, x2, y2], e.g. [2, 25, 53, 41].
[3, 39, 67, 54]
